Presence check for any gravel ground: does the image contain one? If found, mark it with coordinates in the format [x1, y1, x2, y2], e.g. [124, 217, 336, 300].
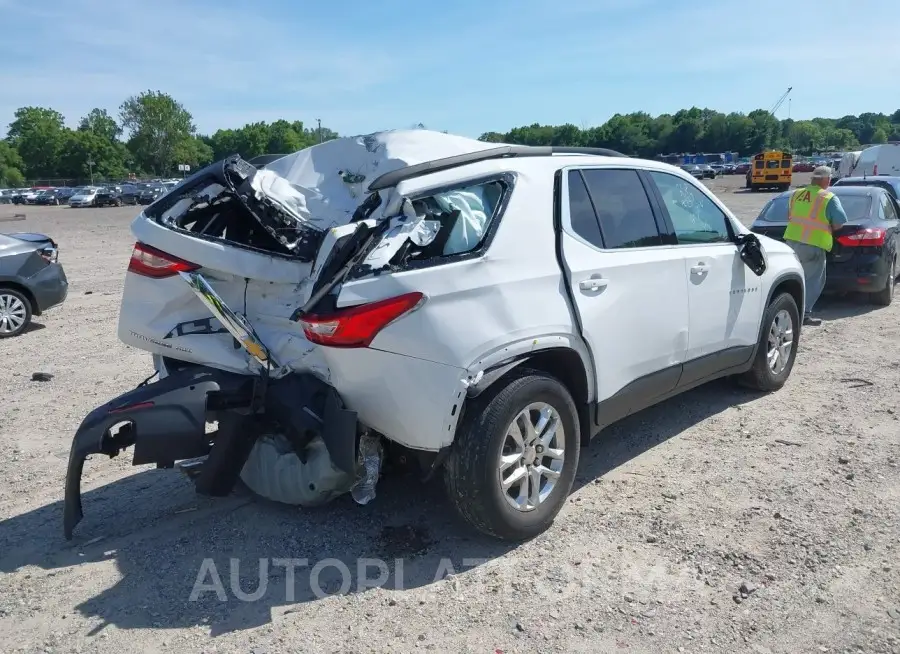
[1, 173, 898, 654]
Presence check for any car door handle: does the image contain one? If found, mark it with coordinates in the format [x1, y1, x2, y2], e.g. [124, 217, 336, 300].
[690, 262, 710, 275]
[579, 277, 608, 291]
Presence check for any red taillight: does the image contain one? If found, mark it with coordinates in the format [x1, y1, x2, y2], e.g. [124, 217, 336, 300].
[837, 228, 886, 247]
[297, 292, 425, 348]
[127, 242, 200, 278]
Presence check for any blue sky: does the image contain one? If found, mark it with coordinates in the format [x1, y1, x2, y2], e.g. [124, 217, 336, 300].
[1, 0, 898, 139]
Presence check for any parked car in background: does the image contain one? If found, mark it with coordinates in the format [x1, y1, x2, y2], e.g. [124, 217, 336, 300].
[709, 164, 726, 176]
[696, 164, 717, 179]
[69, 187, 102, 208]
[750, 185, 900, 305]
[12, 189, 42, 205]
[138, 183, 169, 205]
[734, 162, 751, 176]
[0, 231, 68, 337]
[855, 144, 900, 177]
[94, 187, 125, 207]
[116, 184, 143, 205]
[792, 161, 815, 173]
[0, 190, 15, 204]
[680, 164, 705, 180]
[832, 175, 900, 202]
[35, 188, 76, 206]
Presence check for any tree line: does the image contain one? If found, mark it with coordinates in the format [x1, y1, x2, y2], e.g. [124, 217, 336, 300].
[0, 91, 339, 186]
[2, 90, 899, 187]
[478, 108, 900, 158]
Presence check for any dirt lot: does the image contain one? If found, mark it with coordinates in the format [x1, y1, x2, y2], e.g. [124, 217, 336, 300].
[1, 173, 898, 654]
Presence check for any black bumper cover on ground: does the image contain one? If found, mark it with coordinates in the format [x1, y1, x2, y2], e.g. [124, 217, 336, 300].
[63, 366, 359, 540]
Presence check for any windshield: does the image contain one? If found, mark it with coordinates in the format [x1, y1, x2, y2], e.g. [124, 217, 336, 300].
[760, 194, 872, 222]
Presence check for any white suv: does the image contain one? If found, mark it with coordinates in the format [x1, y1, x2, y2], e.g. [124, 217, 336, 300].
[64, 133, 806, 541]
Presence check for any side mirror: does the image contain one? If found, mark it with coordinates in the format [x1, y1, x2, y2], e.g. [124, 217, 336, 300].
[735, 233, 767, 277]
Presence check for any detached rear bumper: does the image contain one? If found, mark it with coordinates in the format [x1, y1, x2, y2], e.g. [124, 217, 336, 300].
[63, 365, 359, 539]
[63, 366, 249, 539]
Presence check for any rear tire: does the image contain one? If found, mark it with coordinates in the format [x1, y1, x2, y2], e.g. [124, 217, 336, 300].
[739, 292, 800, 391]
[0, 288, 33, 338]
[871, 257, 895, 306]
[443, 370, 580, 541]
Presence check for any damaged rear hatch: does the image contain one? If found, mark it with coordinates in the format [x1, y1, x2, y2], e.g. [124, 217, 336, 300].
[119, 130, 499, 378]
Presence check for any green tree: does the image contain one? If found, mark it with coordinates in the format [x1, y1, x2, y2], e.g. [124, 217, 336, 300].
[0, 141, 26, 187]
[120, 91, 196, 175]
[58, 130, 130, 182]
[788, 120, 823, 154]
[171, 136, 214, 169]
[5, 106, 68, 178]
[78, 108, 121, 142]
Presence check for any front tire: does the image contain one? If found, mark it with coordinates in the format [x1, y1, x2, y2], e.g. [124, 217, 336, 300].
[0, 288, 33, 338]
[739, 292, 800, 391]
[443, 371, 580, 541]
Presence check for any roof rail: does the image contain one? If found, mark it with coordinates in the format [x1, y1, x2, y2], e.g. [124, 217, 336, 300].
[367, 145, 627, 192]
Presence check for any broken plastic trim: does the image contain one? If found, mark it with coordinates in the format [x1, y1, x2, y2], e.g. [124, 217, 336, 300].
[180, 271, 279, 369]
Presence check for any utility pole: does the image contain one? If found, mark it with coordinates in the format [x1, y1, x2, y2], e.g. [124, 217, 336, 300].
[87, 159, 95, 185]
[317, 118, 322, 144]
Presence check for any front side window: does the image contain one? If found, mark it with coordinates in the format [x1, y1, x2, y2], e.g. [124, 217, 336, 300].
[649, 171, 731, 244]
[579, 169, 662, 249]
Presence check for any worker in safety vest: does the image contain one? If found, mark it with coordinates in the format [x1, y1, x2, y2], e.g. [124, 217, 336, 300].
[782, 165, 848, 326]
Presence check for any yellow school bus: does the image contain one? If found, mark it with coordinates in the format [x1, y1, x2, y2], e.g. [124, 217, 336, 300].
[746, 151, 793, 192]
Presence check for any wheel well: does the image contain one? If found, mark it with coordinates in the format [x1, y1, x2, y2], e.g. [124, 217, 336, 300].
[770, 277, 803, 316]
[514, 348, 590, 407]
[0, 282, 37, 315]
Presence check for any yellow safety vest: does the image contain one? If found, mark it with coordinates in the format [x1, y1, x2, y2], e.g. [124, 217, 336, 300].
[783, 185, 834, 251]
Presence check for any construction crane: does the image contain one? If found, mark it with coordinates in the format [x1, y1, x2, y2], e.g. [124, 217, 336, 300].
[770, 87, 792, 117]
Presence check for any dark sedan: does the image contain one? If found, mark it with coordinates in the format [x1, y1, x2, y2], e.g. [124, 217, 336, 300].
[94, 187, 125, 207]
[35, 188, 75, 206]
[137, 184, 168, 205]
[0, 232, 68, 337]
[750, 186, 900, 305]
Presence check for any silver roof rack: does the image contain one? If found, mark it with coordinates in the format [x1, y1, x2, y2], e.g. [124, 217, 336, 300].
[367, 145, 626, 192]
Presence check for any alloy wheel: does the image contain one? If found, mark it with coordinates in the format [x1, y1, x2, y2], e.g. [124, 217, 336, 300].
[767, 309, 794, 375]
[498, 402, 566, 512]
[0, 293, 28, 335]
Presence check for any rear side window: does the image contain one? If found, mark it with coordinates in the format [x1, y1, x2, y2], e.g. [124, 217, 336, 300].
[755, 161, 764, 170]
[566, 171, 604, 248]
[781, 160, 791, 169]
[579, 169, 662, 249]
[884, 195, 899, 221]
[409, 180, 505, 256]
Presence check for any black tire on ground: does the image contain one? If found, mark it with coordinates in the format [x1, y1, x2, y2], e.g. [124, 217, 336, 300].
[0, 288, 33, 338]
[871, 256, 895, 307]
[443, 370, 581, 541]
[739, 292, 800, 392]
